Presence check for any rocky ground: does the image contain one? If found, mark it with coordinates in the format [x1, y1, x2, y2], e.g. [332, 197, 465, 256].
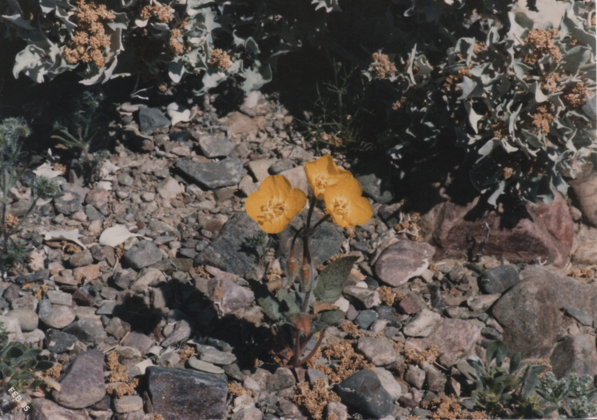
[0, 91, 595, 420]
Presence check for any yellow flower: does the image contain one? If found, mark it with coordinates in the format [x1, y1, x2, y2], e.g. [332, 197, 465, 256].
[323, 177, 372, 228]
[304, 155, 353, 199]
[245, 175, 307, 234]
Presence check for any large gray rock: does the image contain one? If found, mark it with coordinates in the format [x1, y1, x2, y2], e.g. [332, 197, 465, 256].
[375, 240, 436, 287]
[492, 266, 597, 358]
[62, 318, 107, 345]
[123, 241, 163, 270]
[550, 334, 597, 379]
[176, 158, 243, 189]
[357, 337, 398, 366]
[195, 212, 261, 276]
[199, 135, 236, 158]
[147, 366, 227, 420]
[334, 369, 393, 418]
[51, 350, 106, 409]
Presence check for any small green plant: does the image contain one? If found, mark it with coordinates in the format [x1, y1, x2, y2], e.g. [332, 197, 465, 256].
[51, 91, 109, 186]
[458, 340, 557, 418]
[0, 321, 9, 348]
[0, 341, 54, 393]
[0, 117, 61, 273]
[538, 371, 597, 418]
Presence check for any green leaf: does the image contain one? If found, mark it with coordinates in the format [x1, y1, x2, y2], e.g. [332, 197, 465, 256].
[34, 360, 54, 371]
[509, 352, 521, 374]
[277, 289, 300, 314]
[257, 296, 282, 321]
[312, 309, 345, 333]
[314, 256, 358, 303]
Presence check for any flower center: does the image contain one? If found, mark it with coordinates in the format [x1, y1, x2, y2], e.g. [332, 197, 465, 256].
[260, 198, 285, 223]
[315, 175, 329, 191]
[332, 198, 349, 220]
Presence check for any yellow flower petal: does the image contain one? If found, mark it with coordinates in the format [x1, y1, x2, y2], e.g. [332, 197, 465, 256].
[245, 175, 306, 234]
[305, 155, 353, 199]
[324, 177, 372, 228]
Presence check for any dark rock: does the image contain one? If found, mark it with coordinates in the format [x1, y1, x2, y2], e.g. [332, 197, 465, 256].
[170, 131, 193, 142]
[62, 318, 107, 345]
[121, 331, 154, 354]
[46, 329, 78, 353]
[481, 327, 501, 340]
[398, 293, 424, 315]
[564, 306, 594, 326]
[355, 164, 395, 204]
[85, 204, 105, 221]
[72, 288, 96, 306]
[375, 306, 397, 319]
[375, 240, 436, 287]
[550, 334, 597, 379]
[355, 309, 378, 329]
[3, 284, 20, 302]
[54, 191, 82, 215]
[199, 135, 236, 158]
[147, 366, 227, 420]
[139, 107, 170, 135]
[195, 212, 261, 276]
[492, 266, 597, 358]
[113, 269, 136, 290]
[89, 245, 106, 262]
[52, 350, 106, 409]
[269, 159, 294, 174]
[175, 158, 243, 189]
[479, 265, 520, 294]
[334, 369, 393, 418]
[265, 368, 296, 392]
[418, 190, 574, 267]
[123, 240, 163, 270]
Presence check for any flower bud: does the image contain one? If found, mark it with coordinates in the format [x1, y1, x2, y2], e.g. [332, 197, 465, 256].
[287, 257, 299, 280]
[299, 263, 311, 289]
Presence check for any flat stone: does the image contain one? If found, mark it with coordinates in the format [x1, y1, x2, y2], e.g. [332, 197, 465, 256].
[147, 366, 227, 420]
[356, 172, 395, 204]
[265, 368, 296, 392]
[139, 107, 170, 135]
[572, 241, 597, 264]
[123, 241, 163, 270]
[195, 212, 261, 276]
[269, 159, 294, 175]
[113, 395, 144, 414]
[226, 112, 259, 137]
[176, 158, 243, 189]
[422, 361, 447, 393]
[121, 332, 154, 354]
[12, 295, 39, 311]
[407, 318, 481, 358]
[54, 191, 82, 215]
[403, 309, 442, 337]
[564, 306, 594, 326]
[161, 319, 192, 347]
[550, 334, 597, 378]
[374, 367, 402, 400]
[375, 241, 436, 287]
[334, 369, 393, 419]
[357, 337, 397, 366]
[158, 177, 183, 201]
[199, 345, 237, 365]
[343, 286, 381, 309]
[467, 294, 501, 312]
[199, 135, 236, 158]
[187, 357, 225, 374]
[232, 407, 263, 420]
[6, 308, 38, 332]
[568, 167, 597, 227]
[85, 188, 109, 209]
[41, 305, 76, 329]
[398, 292, 424, 314]
[248, 159, 274, 183]
[62, 318, 107, 345]
[72, 289, 96, 306]
[52, 350, 106, 409]
[479, 265, 520, 294]
[492, 266, 597, 358]
[29, 399, 92, 420]
[405, 364, 426, 389]
[278, 166, 310, 196]
[131, 268, 166, 293]
[73, 264, 101, 283]
[70, 250, 93, 268]
[355, 309, 378, 329]
[47, 290, 73, 306]
[46, 329, 78, 353]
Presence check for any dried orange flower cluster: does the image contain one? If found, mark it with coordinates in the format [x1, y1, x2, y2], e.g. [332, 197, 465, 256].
[369, 52, 396, 79]
[543, 73, 561, 93]
[422, 395, 488, 420]
[209, 49, 232, 71]
[530, 105, 554, 134]
[63, 0, 115, 67]
[404, 344, 441, 365]
[491, 120, 508, 139]
[379, 286, 404, 306]
[523, 29, 561, 64]
[169, 29, 185, 55]
[308, 340, 374, 383]
[139, 3, 173, 22]
[563, 81, 587, 109]
[291, 378, 341, 420]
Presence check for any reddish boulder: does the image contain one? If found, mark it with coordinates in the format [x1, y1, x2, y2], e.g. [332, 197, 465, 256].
[418, 190, 573, 267]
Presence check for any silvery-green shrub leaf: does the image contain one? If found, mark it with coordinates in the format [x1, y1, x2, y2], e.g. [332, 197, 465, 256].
[2, 13, 35, 30]
[257, 296, 281, 321]
[314, 256, 358, 303]
[583, 93, 596, 120]
[487, 180, 506, 206]
[454, 38, 476, 64]
[560, 8, 596, 54]
[464, 102, 483, 134]
[457, 76, 479, 99]
[312, 309, 344, 333]
[168, 61, 185, 83]
[240, 62, 272, 93]
[560, 46, 591, 74]
[311, 0, 342, 13]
